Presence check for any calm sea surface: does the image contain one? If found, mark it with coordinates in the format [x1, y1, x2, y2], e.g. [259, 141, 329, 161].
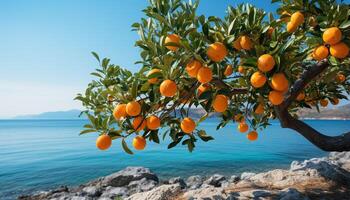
[0, 119, 349, 199]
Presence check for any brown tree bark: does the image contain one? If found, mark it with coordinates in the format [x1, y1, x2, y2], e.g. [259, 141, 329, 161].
[275, 60, 350, 151]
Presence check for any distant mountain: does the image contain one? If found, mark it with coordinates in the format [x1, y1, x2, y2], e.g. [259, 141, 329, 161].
[13, 109, 83, 120]
[11, 104, 350, 120]
[298, 104, 350, 120]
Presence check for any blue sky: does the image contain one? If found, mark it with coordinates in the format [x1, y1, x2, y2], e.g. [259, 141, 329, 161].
[0, 0, 347, 118]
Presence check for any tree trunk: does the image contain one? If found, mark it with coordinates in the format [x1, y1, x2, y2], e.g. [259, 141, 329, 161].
[275, 60, 350, 152]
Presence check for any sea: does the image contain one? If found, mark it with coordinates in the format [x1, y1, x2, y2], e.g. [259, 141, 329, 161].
[1, 119, 349, 199]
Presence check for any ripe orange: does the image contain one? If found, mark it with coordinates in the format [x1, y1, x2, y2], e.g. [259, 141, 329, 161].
[224, 65, 233, 76]
[181, 117, 196, 134]
[133, 116, 146, 132]
[313, 46, 329, 61]
[331, 98, 339, 105]
[320, 99, 328, 107]
[197, 66, 213, 84]
[257, 54, 275, 72]
[133, 136, 146, 150]
[126, 101, 141, 116]
[160, 80, 177, 97]
[240, 36, 253, 50]
[146, 115, 161, 130]
[290, 11, 304, 25]
[96, 134, 112, 150]
[238, 66, 245, 74]
[323, 27, 342, 45]
[287, 22, 298, 33]
[186, 59, 202, 78]
[238, 123, 248, 133]
[207, 42, 228, 62]
[212, 94, 229, 112]
[336, 74, 346, 83]
[164, 34, 181, 51]
[147, 69, 161, 84]
[255, 103, 264, 115]
[267, 27, 274, 37]
[296, 92, 305, 101]
[234, 114, 245, 122]
[269, 90, 284, 105]
[330, 42, 349, 59]
[247, 131, 258, 141]
[197, 84, 211, 97]
[234, 114, 245, 123]
[250, 71, 267, 88]
[271, 73, 289, 92]
[233, 37, 242, 50]
[113, 104, 127, 120]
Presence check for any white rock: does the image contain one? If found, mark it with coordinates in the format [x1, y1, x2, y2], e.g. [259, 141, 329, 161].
[126, 184, 181, 200]
[240, 172, 256, 180]
[186, 175, 203, 189]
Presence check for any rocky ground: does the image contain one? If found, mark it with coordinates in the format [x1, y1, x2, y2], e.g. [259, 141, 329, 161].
[18, 152, 350, 200]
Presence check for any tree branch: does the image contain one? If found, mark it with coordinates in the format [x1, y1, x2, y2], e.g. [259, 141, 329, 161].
[275, 108, 350, 151]
[211, 78, 248, 96]
[281, 60, 329, 109]
[276, 60, 350, 151]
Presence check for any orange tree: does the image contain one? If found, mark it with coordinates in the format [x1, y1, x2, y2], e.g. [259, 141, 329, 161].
[76, 0, 350, 153]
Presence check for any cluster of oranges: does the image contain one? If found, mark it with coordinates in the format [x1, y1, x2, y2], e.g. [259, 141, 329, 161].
[250, 54, 289, 106]
[313, 27, 349, 60]
[234, 114, 258, 141]
[282, 11, 305, 33]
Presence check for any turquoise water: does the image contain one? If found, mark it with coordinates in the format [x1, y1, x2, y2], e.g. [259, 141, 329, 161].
[0, 119, 349, 199]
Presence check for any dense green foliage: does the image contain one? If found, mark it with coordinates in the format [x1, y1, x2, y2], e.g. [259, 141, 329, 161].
[76, 0, 350, 153]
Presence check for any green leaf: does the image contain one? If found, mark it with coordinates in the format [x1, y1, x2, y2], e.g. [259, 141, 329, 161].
[141, 82, 150, 92]
[197, 130, 214, 142]
[202, 22, 209, 36]
[91, 52, 100, 63]
[198, 113, 209, 123]
[168, 140, 180, 149]
[149, 130, 160, 143]
[80, 129, 96, 135]
[329, 56, 340, 66]
[83, 124, 93, 129]
[147, 72, 162, 79]
[339, 20, 350, 29]
[102, 58, 110, 69]
[122, 138, 134, 155]
[91, 72, 103, 78]
[227, 18, 236, 35]
[131, 80, 139, 98]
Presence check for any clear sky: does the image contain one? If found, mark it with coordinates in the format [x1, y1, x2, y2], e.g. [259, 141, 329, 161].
[0, 0, 347, 118]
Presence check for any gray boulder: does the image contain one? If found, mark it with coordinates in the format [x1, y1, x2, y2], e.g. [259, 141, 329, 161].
[291, 157, 350, 185]
[100, 186, 128, 199]
[229, 175, 240, 183]
[203, 174, 226, 187]
[182, 187, 226, 199]
[279, 188, 309, 200]
[168, 177, 187, 189]
[102, 167, 158, 187]
[81, 186, 101, 197]
[186, 175, 203, 189]
[126, 184, 181, 200]
[128, 177, 158, 193]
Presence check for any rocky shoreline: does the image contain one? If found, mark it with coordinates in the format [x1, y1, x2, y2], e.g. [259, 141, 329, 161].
[19, 152, 350, 200]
